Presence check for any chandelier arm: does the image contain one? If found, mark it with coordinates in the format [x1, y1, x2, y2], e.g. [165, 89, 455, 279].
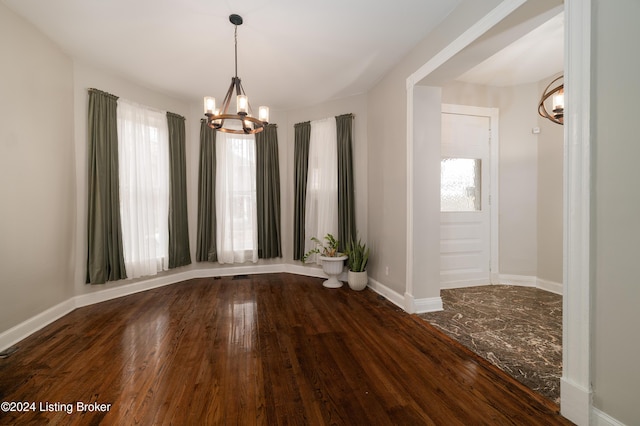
[543, 75, 563, 95]
[222, 79, 236, 113]
[538, 90, 555, 119]
[215, 78, 237, 128]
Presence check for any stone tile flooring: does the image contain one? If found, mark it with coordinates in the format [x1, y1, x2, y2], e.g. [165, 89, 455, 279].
[418, 285, 562, 404]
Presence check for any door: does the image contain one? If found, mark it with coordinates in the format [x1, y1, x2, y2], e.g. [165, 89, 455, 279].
[440, 106, 492, 288]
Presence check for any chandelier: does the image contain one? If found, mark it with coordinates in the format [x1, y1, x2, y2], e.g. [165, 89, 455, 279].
[538, 75, 564, 125]
[203, 14, 269, 134]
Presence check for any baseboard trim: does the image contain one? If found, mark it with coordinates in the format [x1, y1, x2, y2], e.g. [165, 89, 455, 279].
[440, 278, 492, 290]
[498, 274, 537, 287]
[537, 278, 563, 295]
[74, 264, 292, 308]
[498, 274, 563, 295]
[410, 296, 444, 314]
[560, 377, 592, 426]
[367, 277, 405, 310]
[284, 263, 329, 279]
[592, 407, 627, 426]
[0, 298, 76, 353]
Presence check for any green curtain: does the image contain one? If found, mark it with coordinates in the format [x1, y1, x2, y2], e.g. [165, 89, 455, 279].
[86, 88, 127, 284]
[166, 112, 192, 268]
[293, 121, 311, 260]
[256, 124, 282, 258]
[196, 120, 218, 262]
[336, 113, 356, 252]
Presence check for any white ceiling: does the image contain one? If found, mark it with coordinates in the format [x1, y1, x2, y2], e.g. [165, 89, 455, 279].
[2, 0, 463, 110]
[456, 12, 564, 86]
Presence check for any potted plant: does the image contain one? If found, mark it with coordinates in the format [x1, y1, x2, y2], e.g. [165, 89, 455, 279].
[302, 234, 348, 288]
[345, 237, 370, 291]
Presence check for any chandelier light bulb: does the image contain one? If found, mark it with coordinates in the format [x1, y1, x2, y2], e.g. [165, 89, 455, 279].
[204, 96, 215, 115]
[259, 106, 269, 123]
[553, 88, 564, 111]
[237, 95, 248, 114]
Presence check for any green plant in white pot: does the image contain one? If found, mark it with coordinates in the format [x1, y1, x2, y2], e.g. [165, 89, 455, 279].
[345, 237, 370, 291]
[303, 234, 348, 288]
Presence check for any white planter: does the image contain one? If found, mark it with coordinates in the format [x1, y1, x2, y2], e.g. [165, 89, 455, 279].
[320, 255, 347, 288]
[348, 270, 368, 291]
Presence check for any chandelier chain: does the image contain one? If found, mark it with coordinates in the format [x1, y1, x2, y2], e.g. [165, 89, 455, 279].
[234, 24, 238, 78]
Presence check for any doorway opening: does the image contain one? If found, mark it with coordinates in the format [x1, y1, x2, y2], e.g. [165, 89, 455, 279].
[406, 0, 592, 422]
[407, 2, 584, 412]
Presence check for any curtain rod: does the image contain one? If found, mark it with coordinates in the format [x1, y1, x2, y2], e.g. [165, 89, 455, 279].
[293, 113, 354, 127]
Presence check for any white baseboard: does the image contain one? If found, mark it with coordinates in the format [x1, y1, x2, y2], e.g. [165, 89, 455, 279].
[560, 377, 592, 426]
[74, 264, 291, 308]
[409, 295, 443, 314]
[367, 278, 443, 314]
[440, 278, 493, 290]
[498, 274, 537, 287]
[283, 263, 327, 279]
[592, 407, 627, 426]
[498, 274, 563, 295]
[0, 298, 76, 353]
[367, 277, 406, 310]
[537, 278, 563, 295]
[74, 270, 197, 308]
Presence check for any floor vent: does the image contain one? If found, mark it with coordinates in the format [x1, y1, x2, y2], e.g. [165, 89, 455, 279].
[232, 275, 250, 280]
[0, 346, 18, 359]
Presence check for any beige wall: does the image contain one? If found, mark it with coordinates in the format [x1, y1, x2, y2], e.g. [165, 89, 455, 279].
[497, 83, 540, 276]
[536, 77, 563, 284]
[367, 0, 504, 295]
[0, 4, 76, 332]
[592, 0, 640, 424]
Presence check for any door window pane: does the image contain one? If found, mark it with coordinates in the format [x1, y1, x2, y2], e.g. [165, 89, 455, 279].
[441, 158, 481, 212]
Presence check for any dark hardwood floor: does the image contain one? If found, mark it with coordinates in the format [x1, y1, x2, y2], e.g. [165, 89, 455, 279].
[0, 274, 572, 425]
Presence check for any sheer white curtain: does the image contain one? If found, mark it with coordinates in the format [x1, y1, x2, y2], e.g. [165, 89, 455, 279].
[117, 99, 170, 279]
[304, 117, 338, 263]
[216, 130, 258, 264]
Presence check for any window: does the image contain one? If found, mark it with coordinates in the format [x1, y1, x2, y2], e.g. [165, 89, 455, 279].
[441, 158, 481, 212]
[117, 99, 170, 278]
[304, 117, 338, 263]
[216, 131, 258, 264]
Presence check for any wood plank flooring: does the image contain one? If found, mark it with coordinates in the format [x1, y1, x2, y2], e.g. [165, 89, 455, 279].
[0, 273, 572, 425]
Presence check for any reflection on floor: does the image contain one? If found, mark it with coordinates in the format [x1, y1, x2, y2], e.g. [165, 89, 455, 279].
[418, 285, 562, 404]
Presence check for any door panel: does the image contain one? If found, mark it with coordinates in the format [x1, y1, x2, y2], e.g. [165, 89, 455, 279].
[440, 111, 491, 288]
